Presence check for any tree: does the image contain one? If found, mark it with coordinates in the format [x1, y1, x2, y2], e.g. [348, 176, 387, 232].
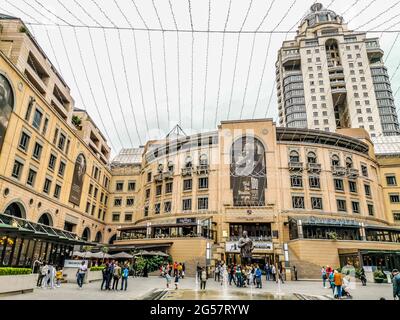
[72, 115, 82, 128]
[101, 246, 109, 264]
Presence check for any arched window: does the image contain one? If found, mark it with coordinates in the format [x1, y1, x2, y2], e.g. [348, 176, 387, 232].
[331, 155, 340, 167]
[185, 156, 192, 168]
[307, 152, 317, 164]
[38, 213, 53, 226]
[157, 163, 163, 173]
[82, 227, 91, 241]
[167, 161, 174, 172]
[4, 201, 26, 219]
[199, 154, 208, 166]
[345, 157, 353, 169]
[109, 234, 117, 244]
[289, 151, 300, 163]
[94, 231, 102, 243]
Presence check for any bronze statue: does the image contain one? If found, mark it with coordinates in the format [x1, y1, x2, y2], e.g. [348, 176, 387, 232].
[237, 231, 254, 265]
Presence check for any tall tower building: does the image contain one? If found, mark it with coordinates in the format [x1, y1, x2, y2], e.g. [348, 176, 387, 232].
[276, 3, 400, 138]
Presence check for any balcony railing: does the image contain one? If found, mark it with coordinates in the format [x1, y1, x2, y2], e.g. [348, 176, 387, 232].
[347, 168, 359, 178]
[196, 164, 209, 175]
[163, 171, 173, 180]
[181, 167, 193, 176]
[332, 166, 347, 176]
[154, 173, 163, 182]
[307, 163, 322, 173]
[288, 162, 304, 171]
[229, 236, 272, 242]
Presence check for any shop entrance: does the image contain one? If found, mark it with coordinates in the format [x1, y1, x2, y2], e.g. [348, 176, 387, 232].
[225, 253, 275, 269]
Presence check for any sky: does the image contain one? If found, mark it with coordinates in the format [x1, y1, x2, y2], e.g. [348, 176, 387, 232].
[1, 0, 400, 155]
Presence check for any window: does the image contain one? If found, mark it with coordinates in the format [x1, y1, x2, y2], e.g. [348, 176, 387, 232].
[386, 176, 397, 186]
[42, 117, 49, 135]
[183, 179, 192, 191]
[154, 203, 161, 214]
[65, 139, 70, 154]
[104, 195, 108, 206]
[334, 179, 344, 191]
[58, 133, 66, 151]
[48, 154, 57, 170]
[390, 194, 400, 203]
[198, 177, 209, 189]
[32, 142, 43, 160]
[94, 187, 98, 199]
[393, 212, 400, 222]
[19, 132, 30, 151]
[145, 189, 151, 199]
[12, 160, 24, 179]
[182, 198, 192, 211]
[337, 199, 347, 212]
[147, 172, 152, 182]
[331, 155, 340, 167]
[164, 201, 172, 213]
[364, 184, 371, 197]
[352, 201, 360, 214]
[85, 202, 90, 213]
[125, 213, 132, 222]
[32, 109, 43, 130]
[43, 178, 52, 194]
[112, 214, 120, 222]
[125, 198, 135, 207]
[27, 168, 37, 187]
[345, 157, 353, 169]
[58, 160, 66, 177]
[165, 182, 173, 194]
[25, 99, 33, 120]
[156, 184, 162, 196]
[198, 197, 209, 210]
[289, 150, 300, 162]
[88, 184, 93, 195]
[54, 184, 61, 199]
[116, 182, 124, 191]
[292, 196, 305, 209]
[291, 175, 303, 188]
[309, 176, 320, 189]
[368, 204, 375, 216]
[128, 181, 136, 191]
[144, 206, 149, 217]
[349, 180, 357, 193]
[114, 198, 122, 206]
[311, 197, 323, 210]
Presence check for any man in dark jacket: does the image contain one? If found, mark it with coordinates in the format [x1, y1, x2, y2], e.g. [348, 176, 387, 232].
[392, 269, 400, 300]
[101, 263, 110, 290]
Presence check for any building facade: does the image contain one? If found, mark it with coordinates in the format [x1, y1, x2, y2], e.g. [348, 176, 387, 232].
[276, 3, 400, 137]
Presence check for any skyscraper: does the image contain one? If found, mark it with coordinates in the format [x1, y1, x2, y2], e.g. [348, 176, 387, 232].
[276, 3, 400, 137]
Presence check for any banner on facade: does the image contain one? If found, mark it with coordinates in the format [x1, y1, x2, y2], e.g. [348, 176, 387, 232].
[0, 74, 14, 153]
[176, 218, 196, 224]
[225, 241, 273, 253]
[230, 136, 267, 206]
[69, 153, 87, 206]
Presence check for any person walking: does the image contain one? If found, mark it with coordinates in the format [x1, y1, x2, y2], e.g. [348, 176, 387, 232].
[277, 263, 285, 284]
[42, 263, 50, 289]
[174, 271, 179, 290]
[55, 267, 63, 288]
[173, 261, 178, 277]
[48, 264, 56, 289]
[328, 270, 335, 295]
[236, 265, 243, 288]
[178, 263, 183, 278]
[214, 263, 221, 282]
[182, 263, 186, 279]
[76, 261, 88, 289]
[255, 265, 262, 289]
[271, 264, 276, 282]
[165, 272, 172, 288]
[392, 269, 400, 300]
[321, 266, 327, 288]
[112, 262, 121, 290]
[37, 262, 47, 288]
[101, 263, 110, 290]
[293, 265, 298, 281]
[196, 262, 202, 281]
[200, 267, 207, 290]
[265, 263, 270, 281]
[359, 267, 367, 286]
[120, 264, 129, 291]
[333, 270, 343, 299]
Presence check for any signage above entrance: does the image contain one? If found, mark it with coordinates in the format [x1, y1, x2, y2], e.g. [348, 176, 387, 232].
[176, 218, 196, 224]
[225, 241, 273, 253]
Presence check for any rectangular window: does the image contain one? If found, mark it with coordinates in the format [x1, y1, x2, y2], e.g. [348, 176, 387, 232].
[19, 132, 30, 151]
[309, 176, 320, 189]
[352, 201, 360, 214]
[390, 194, 400, 203]
[32, 109, 43, 130]
[54, 184, 61, 199]
[112, 214, 120, 222]
[48, 154, 57, 170]
[85, 202, 90, 213]
[182, 198, 192, 211]
[144, 206, 149, 217]
[27, 168, 37, 187]
[198, 197, 209, 210]
[25, 99, 33, 120]
[393, 212, 400, 222]
[183, 179, 192, 191]
[43, 178, 52, 194]
[88, 184, 93, 195]
[42, 117, 49, 135]
[65, 139, 70, 155]
[12, 160, 24, 179]
[58, 133, 66, 151]
[114, 198, 122, 206]
[32, 142, 43, 160]
[53, 128, 59, 145]
[164, 201, 172, 213]
[91, 205, 96, 216]
[128, 181, 136, 191]
[100, 192, 104, 203]
[198, 177, 209, 189]
[292, 196, 305, 209]
[386, 176, 397, 186]
[126, 198, 134, 206]
[349, 180, 357, 193]
[361, 165, 368, 177]
[165, 182, 173, 194]
[94, 187, 98, 199]
[125, 213, 132, 222]
[145, 189, 150, 199]
[364, 184, 371, 197]
[311, 197, 323, 210]
[58, 160, 66, 177]
[154, 203, 161, 214]
[290, 175, 303, 188]
[368, 204, 375, 216]
[337, 199, 347, 212]
[147, 172, 152, 182]
[156, 184, 162, 196]
[116, 182, 124, 191]
[334, 179, 344, 191]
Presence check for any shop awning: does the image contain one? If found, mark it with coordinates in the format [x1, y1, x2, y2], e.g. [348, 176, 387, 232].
[289, 216, 361, 228]
[365, 225, 400, 231]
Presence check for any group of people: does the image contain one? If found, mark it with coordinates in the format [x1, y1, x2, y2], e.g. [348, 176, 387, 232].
[321, 266, 354, 299]
[100, 261, 130, 291]
[160, 262, 186, 289]
[36, 262, 63, 289]
[226, 264, 264, 288]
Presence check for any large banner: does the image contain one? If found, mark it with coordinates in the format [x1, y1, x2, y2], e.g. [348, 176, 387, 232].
[69, 153, 87, 206]
[225, 241, 273, 253]
[0, 75, 14, 153]
[230, 136, 267, 206]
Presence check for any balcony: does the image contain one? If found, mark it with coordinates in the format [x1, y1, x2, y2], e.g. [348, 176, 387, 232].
[154, 173, 163, 182]
[181, 167, 193, 176]
[163, 171, 173, 180]
[331, 87, 347, 94]
[307, 163, 322, 173]
[282, 52, 301, 65]
[288, 162, 304, 171]
[196, 164, 209, 175]
[347, 168, 359, 178]
[332, 166, 347, 176]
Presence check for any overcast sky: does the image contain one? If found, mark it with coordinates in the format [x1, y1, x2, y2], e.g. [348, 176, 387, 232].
[1, 0, 400, 155]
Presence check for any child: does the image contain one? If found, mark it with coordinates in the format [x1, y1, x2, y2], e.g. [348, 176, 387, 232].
[55, 267, 63, 288]
[174, 273, 179, 290]
[165, 273, 172, 289]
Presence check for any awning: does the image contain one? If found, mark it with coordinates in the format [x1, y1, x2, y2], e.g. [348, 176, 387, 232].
[108, 243, 173, 252]
[365, 225, 400, 231]
[290, 216, 361, 228]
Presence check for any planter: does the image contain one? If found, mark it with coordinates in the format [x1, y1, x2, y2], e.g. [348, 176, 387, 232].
[0, 274, 37, 295]
[374, 278, 385, 283]
[87, 270, 103, 283]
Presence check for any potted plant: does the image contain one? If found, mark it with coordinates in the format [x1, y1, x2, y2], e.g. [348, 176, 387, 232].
[72, 115, 82, 129]
[328, 232, 338, 241]
[373, 270, 387, 283]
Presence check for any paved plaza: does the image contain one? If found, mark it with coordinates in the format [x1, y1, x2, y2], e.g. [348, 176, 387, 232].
[1, 276, 395, 300]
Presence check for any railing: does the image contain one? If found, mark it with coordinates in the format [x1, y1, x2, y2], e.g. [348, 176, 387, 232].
[196, 164, 209, 175]
[163, 171, 173, 180]
[347, 168, 359, 178]
[229, 236, 272, 242]
[288, 162, 304, 171]
[154, 173, 163, 182]
[181, 167, 193, 176]
[307, 163, 321, 173]
[332, 166, 347, 176]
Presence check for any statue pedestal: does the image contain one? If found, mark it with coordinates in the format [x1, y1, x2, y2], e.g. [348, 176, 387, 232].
[285, 269, 292, 281]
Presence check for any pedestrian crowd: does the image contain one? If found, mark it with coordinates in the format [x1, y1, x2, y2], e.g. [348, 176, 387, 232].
[36, 262, 63, 289]
[160, 261, 186, 289]
[100, 260, 130, 291]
